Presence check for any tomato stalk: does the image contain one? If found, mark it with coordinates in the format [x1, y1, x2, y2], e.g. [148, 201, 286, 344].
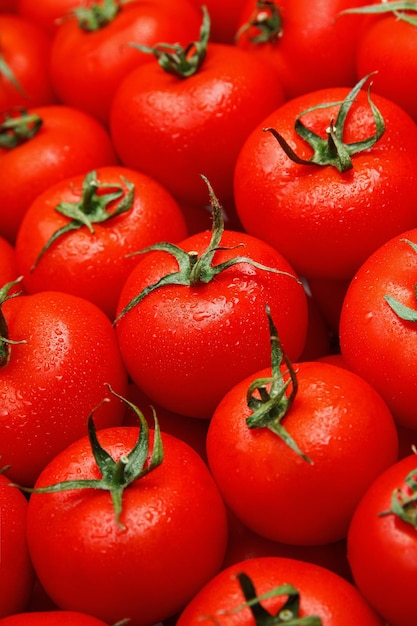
[245, 305, 312, 463]
[208, 572, 321, 625]
[379, 456, 417, 528]
[339, 1, 417, 27]
[114, 175, 299, 323]
[129, 5, 210, 78]
[263, 73, 385, 172]
[0, 52, 26, 97]
[13, 385, 164, 530]
[30, 170, 135, 271]
[385, 239, 417, 321]
[235, 0, 283, 44]
[0, 277, 26, 367]
[0, 108, 42, 149]
[73, 0, 121, 31]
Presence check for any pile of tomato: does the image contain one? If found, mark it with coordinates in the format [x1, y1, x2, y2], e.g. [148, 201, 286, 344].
[1, 1, 417, 625]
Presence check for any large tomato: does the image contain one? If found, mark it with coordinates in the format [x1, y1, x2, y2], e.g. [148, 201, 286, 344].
[114, 180, 308, 419]
[176, 556, 384, 625]
[109, 7, 285, 210]
[25, 394, 228, 626]
[339, 228, 417, 430]
[0, 105, 118, 243]
[14, 165, 188, 319]
[0, 288, 127, 486]
[347, 452, 417, 626]
[234, 74, 417, 281]
[48, 0, 202, 126]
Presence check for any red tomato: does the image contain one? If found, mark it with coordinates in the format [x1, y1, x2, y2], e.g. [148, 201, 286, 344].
[14, 165, 188, 319]
[207, 358, 398, 545]
[0, 472, 34, 618]
[0, 235, 18, 291]
[114, 186, 308, 419]
[0, 14, 56, 110]
[347, 453, 417, 626]
[234, 76, 417, 281]
[176, 555, 384, 625]
[189, 0, 246, 43]
[0, 612, 111, 625]
[0, 289, 127, 486]
[25, 410, 228, 626]
[0, 0, 17, 12]
[17, 0, 96, 36]
[109, 12, 285, 209]
[0, 105, 118, 243]
[339, 229, 417, 430]
[236, 0, 371, 100]
[49, 0, 202, 126]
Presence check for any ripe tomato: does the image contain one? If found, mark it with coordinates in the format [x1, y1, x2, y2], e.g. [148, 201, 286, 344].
[0, 14, 56, 111]
[14, 165, 188, 319]
[207, 342, 398, 545]
[0, 611, 112, 625]
[347, 453, 417, 626]
[234, 75, 417, 281]
[0, 472, 34, 618]
[109, 8, 285, 209]
[176, 555, 385, 625]
[115, 181, 308, 419]
[236, 0, 371, 100]
[0, 289, 127, 486]
[0, 105, 118, 243]
[49, 0, 202, 126]
[16, 0, 96, 36]
[25, 397, 228, 626]
[339, 229, 417, 430]
[0, 235, 18, 292]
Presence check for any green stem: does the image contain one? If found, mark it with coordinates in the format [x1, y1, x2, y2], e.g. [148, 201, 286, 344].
[0, 277, 26, 368]
[339, 2, 417, 26]
[73, 0, 121, 31]
[0, 109, 42, 149]
[384, 239, 417, 321]
[235, 0, 283, 44]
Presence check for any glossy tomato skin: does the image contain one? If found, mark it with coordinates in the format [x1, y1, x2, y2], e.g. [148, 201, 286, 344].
[15, 165, 188, 319]
[0, 611, 111, 625]
[0, 291, 127, 487]
[339, 228, 417, 430]
[109, 42, 285, 208]
[234, 86, 417, 281]
[0, 473, 34, 618]
[236, 0, 371, 100]
[49, 0, 202, 126]
[207, 360, 398, 545]
[0, 105, 118, 243]
[176, 556, 384, 626]
[115, 229, 308, 419]
[347, 454, 417, 626]
[26, 426, 228, 626]
[0, 15, 56, 111]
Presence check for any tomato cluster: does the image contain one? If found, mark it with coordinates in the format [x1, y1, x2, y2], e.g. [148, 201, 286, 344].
[1, 1, 417, 625]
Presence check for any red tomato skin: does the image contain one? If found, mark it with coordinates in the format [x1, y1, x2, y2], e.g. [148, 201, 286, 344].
[234, 86, 417, 281]
[0, 474, 34, 618]
[0, 15, 56, 111]
[189, 0, 245, 43]
[236, 0, 371, 100]
[0, 611, 111, 625]
[347, 454, 417, 626]
[0, 235, 19, 291]
[17, 0, 98, 36]
[115, 229, 308, 419]
[0, 105, 118, 244]
[15, 166, 188, 319]
[339, 228, 417, 430]
[176, 555, 384, 626]
[206, 360, 398, 545]
[49, 0, 202, 126]
[0, 291, 128, 487]
[26, 426, 228, 626]
[109, 42, 285, 208]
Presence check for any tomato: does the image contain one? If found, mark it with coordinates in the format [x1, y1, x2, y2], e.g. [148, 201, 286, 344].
[0, 288, 127, 486]
[16, 0, 96, 36]
[206, 324, 398, 544]
[0, 105, 118, 243]
[176, 555, 384, 625]
[0, 611, 112, 625]
[235, 0, 371, 100]
[347, 453, 417, 626]
[25, 395, 228, 626]
[14, 165, 188, 319]
[0, 472, 34, 618]
[0, 234, 18, 292]
[109, 8, 285, 210]
[115, 181, 308, 419]
[340, 229, 417, 430]
[0, 14, 56, 111]
[234, 75, 417, 281]
[189, 0, 246, 43]
[49, 0, 202, 126]
[0, 0, 17, 12]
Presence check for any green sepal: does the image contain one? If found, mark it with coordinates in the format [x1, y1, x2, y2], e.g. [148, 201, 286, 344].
[114, 176, 299, 324]
[0, 109, 42, 149]
[0, 277, 27, 368]
[73, 0, 121, 31]
[235, 0, 283, 44]
[384, 239, 417, 322]
[339, 2, 417, 27]
[263, 73, 385, 172]
[379, 454, 417, 529]
[0, 55, 26, 97]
